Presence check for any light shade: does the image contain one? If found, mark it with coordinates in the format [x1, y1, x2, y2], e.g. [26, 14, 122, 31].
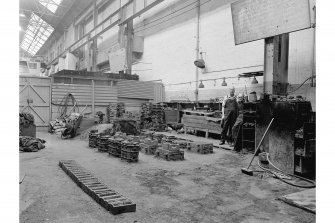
[199, 80, 205, 88]
[251, 76, 258, 84]
[221, 78, 227, 86]
[194, 59, 206, 69]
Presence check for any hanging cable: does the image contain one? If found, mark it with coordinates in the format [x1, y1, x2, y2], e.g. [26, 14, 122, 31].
[286, 75, 316, 95]
[56, 93, 79, 119]
[257, 153, 315, 188]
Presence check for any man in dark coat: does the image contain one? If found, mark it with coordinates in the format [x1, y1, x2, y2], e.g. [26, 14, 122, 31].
[220, 86, 238, 145]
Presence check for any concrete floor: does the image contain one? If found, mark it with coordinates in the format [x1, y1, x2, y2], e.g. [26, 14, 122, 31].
[20, 132, 315, 223]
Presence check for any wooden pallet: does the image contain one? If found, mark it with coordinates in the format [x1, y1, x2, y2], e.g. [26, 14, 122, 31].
[184, 126, 221, 139]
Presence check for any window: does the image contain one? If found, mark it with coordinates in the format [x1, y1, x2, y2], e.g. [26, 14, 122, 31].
[28, 63, 37, 69]
[19, 61, 30, 73]
[38, 0, 63, 13]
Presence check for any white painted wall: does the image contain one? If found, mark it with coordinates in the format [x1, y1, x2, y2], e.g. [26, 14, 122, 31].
[42, 0, 316, 107]
[131, 0, 315, 105]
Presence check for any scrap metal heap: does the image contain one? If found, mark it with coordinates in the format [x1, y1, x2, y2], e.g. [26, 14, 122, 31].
[120, 141, 141, 162]
[97, 135, 110, 152]
[88, 129, 213, 163]
[139, 138, 159, 155]
[173, 140, 188, 150]
[162, 135, 177, 143]
[153, 134, 164, 143]
[155, 142, 185, 161]
[187, 141, 214, 154]
[108, 138, 124, 158]
[140, 103, 166, 131]
[106, 102, 125, 123]
[88, 130, 99, 148]
[151, 103, 166, 131]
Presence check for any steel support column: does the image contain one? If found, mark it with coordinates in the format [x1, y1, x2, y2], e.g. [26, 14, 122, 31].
[263, 33, 289, 95]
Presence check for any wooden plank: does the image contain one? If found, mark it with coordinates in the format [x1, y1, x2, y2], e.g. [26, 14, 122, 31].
[278, 188, 315, 214]
[231, 0, 311, 45]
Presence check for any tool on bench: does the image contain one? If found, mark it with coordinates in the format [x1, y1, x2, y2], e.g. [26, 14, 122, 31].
[241, 118, 274, 176]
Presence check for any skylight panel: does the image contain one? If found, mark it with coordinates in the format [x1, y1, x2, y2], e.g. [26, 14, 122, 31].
[38, 0, 63, 13]
[20, 13, 54, 56]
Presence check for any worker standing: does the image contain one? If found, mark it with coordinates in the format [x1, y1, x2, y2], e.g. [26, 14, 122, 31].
[231, 93, 244, 148]
[220, 86, 238, 145]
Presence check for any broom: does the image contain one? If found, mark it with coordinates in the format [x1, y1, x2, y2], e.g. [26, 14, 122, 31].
[241, 118, 274, 176]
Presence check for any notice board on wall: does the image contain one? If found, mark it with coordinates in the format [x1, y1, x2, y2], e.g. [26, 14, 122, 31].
[231, 0, 311, 45]
[108, 47, 126, 73]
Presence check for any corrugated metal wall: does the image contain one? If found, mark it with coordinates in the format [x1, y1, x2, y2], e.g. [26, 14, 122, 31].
[20, 77, 164, 121]
[118, 97, 149, 112]
[94, 85, 118, 106]
[51, 83, 117, 119]
[153, 82, 165, 103]
[118, 80, 155, 100]
[52, 84, 92, 106]
[117, 80, 165, 112]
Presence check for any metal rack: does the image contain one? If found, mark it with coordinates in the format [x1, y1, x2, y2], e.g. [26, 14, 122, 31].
[294, 122, 315, 176]
[242, 102, 257, 152]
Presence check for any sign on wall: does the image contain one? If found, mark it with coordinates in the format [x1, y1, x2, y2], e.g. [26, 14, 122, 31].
[108, 47, 126, 73]
[231, 0, 311, 45]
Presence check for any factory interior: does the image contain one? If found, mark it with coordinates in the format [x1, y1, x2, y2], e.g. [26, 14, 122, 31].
[1, 0, 333, 222]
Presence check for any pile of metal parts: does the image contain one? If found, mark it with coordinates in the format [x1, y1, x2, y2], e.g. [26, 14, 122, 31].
[59, 160, 136, 215]
[97, 135, 110, 152]
[108, 138, 124, 157]
[95, 111, 105, 124]
[140, 103, 166, 131]
[49, 113, 83, 138]
[174, 140, 188, 150]
[89, 131, 141, 162]
[19, 136, 46, 152]
[187, 142, 214, 154]
[106, 103, 125, 123]
[139, 138, 159, 155]
[162, 135, 177, 143]
[120, 141, 141, 162]
[113, 119, 139, 135]
[19, 112, 36, 137]
[88, 129, 215, 162]
[151, 103, 166, 131]
[123, 111, 141, 126]
[155, 142, 185, 161]
[19, 112, 34, 127]
[153, 134, 164, 143]
[88, 130, 99, 147]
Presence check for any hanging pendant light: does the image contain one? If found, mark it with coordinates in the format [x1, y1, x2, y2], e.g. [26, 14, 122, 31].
[199, 80, 205, 88]
[221, 77, 227, 86]
[251, 76, 258, 84]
